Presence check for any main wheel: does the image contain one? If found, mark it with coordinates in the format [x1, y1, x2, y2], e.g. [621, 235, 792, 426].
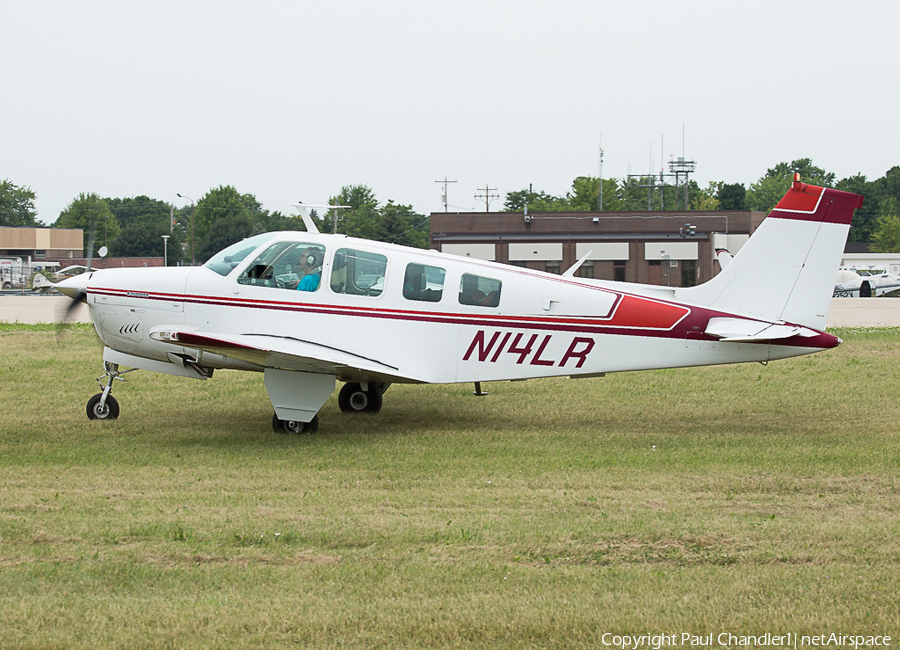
[338, 383, 383, 413]
[87, 393, 119, 420]
[272, 413, 318, 434]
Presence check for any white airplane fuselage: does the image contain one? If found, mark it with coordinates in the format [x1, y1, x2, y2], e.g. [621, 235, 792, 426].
[84, 234, 835, 383]
[58, 180, 863, 429]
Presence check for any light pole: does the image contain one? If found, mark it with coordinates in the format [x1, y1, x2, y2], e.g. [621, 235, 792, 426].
[176, 193, 195, 265]
[161, 235, 170, 267]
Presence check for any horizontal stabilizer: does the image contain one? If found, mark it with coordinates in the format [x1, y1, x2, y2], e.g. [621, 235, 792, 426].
[705, 317, 819, 342]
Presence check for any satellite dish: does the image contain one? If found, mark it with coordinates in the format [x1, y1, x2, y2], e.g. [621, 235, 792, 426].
[98, 246, 108, 258]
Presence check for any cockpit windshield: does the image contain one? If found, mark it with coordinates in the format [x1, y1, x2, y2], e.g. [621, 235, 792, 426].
[204, 233, 277, 277]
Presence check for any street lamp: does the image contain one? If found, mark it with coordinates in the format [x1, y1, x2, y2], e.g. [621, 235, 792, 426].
[161, 235, 170, 267]
[177, 193, 195, 265]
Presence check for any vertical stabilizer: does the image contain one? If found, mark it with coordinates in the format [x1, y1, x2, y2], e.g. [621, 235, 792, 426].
[679, 179, 864, 329]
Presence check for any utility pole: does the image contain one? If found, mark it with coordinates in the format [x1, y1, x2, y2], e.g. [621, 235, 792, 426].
[434, 176, 457, 212]
[177, 193, 195, 265]
[597, 136, 604, 211]
[475, 185, 499, 212]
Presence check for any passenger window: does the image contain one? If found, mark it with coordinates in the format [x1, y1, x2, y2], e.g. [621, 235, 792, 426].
[331, 248, 387, 297]
[237, 242, 326, 292]
[458, 273, 501, 307]
[403, 263, 445, 303]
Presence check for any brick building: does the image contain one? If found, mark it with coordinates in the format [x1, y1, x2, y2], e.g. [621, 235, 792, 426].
[430, 208, 767, 287]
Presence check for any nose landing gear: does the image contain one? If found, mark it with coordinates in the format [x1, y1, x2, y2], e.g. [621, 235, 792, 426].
[86, 362, 136, 421]
[272, 413, 319, 434]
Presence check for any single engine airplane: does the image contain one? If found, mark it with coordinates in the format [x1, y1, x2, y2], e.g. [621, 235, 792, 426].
[833, 267, 900, 298]
[55, 177, 864, 432]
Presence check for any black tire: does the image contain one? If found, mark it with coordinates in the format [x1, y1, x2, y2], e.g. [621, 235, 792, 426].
[272, 412, 318, 434]
[338, 382, 383, 413]
[87, 393, 119, 420]
[1, 282, 10, 290]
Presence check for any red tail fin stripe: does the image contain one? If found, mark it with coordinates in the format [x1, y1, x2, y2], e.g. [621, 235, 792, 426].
[773, 184, 824, 214]
[770, 184, 863, 226]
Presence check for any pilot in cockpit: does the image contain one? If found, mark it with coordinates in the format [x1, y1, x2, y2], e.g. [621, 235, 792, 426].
[295, 248, 323, 291]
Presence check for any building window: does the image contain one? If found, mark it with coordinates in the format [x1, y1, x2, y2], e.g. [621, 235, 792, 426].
[35, 250, 46, 259]
[681, 260, 697, 286]
[614, 260, 626, 282]
[578, 261, 594, 279]
[545, 261, 560, 275]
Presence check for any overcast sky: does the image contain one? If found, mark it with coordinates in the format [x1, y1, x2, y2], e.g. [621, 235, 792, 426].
[3, 0, 898, 224]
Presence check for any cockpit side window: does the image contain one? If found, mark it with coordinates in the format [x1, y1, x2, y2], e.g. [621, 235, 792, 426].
[403, 263, 445, 302]
[458, 273, 501, 307]
[331, 248, 387, 297]
[237, 242, 326, 291]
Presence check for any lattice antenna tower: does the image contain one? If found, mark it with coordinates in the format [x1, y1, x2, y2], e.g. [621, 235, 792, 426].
[669, 155, 696, 211]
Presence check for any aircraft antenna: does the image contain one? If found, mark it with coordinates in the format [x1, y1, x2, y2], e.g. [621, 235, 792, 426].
[434, 176, 457, 212]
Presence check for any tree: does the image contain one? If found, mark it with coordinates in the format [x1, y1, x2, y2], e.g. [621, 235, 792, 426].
[106, 196, 184, 263]
[870, 214, 900, 253]
[193, 186, 249, 246]
[0, 180, 39, 226]
[317, 186, 430, 249]
[323, 185, 380, 238]
[870, 199, 900, 253]
[199, 212, 254, 261]
[836, 173, 877, 242]
[505, 177, 621, 213]
[504, 188, 563, 212]
[53, 193, 119, 257]
[378, 200, 429, 248]
[717, 183, 746, 210]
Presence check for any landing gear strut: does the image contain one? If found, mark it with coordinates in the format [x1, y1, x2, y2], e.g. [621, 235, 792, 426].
[86, 361, 136, 420]
[338, 382, 387, 413]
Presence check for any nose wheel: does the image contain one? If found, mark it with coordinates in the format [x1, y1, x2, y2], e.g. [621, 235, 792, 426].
[86, 361, 136, 421]
[87, 393, 119, 420]
[272, 413, 319, 434]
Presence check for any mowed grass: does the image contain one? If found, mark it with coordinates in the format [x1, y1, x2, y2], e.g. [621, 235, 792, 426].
[0, 325, 898, 649]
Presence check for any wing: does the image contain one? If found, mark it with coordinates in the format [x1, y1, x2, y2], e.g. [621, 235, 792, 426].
[150, 326, 423, 384]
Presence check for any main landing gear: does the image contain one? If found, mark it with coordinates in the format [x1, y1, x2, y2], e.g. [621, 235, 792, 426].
[338, 382, 387, 414]
[86, 362, 136, 420]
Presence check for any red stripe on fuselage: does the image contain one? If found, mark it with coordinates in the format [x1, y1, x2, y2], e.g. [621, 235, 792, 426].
[90, 285, 689, 333]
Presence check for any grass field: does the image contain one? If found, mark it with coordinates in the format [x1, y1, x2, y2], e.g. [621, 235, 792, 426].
[1, 325, 898, 649]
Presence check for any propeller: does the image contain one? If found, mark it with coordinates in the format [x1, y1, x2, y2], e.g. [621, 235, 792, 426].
[55, 231, 107, 329]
